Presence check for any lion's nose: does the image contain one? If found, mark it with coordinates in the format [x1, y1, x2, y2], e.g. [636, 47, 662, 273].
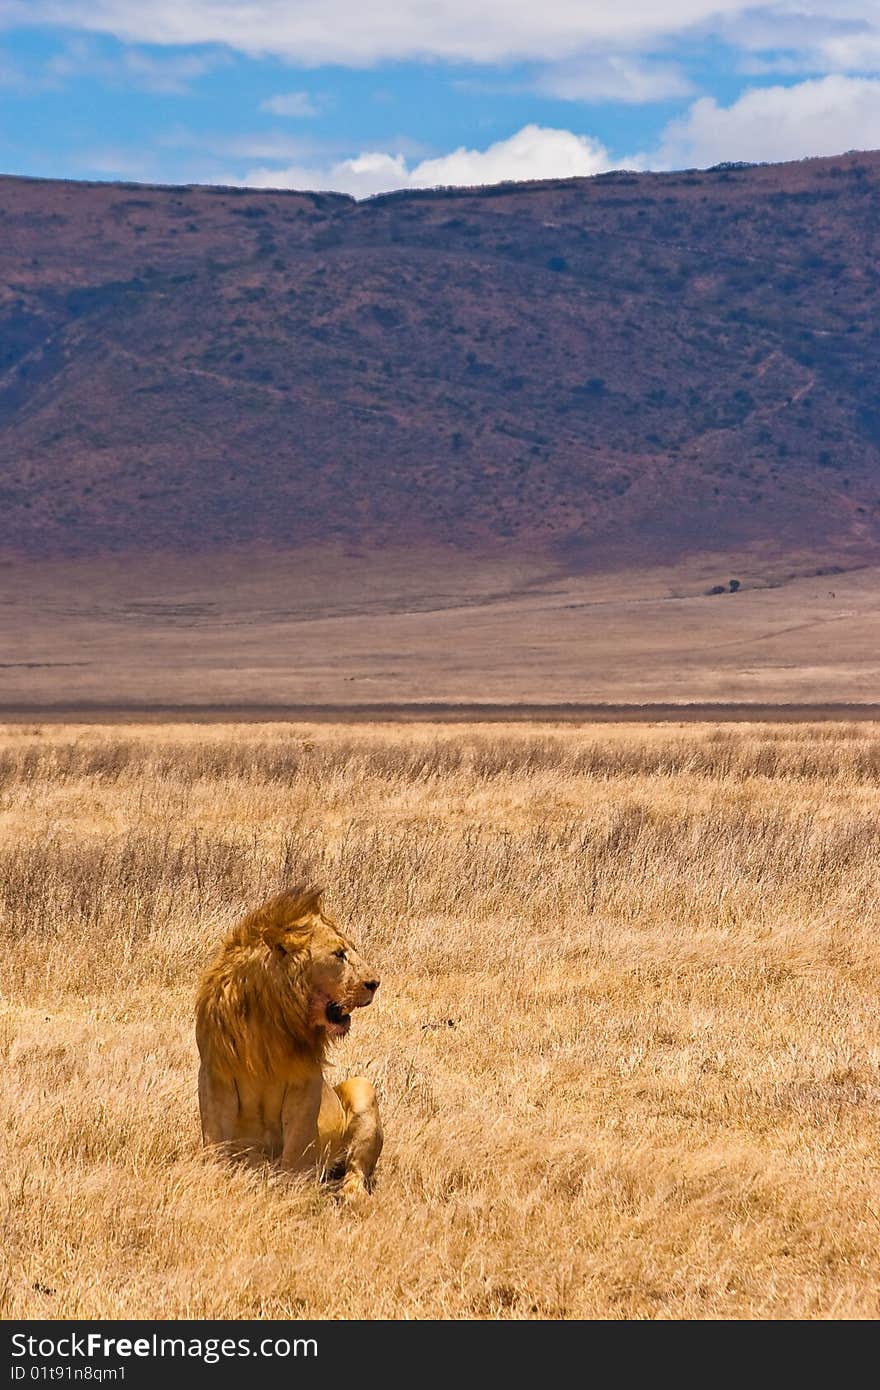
[364, 979, 380, 994]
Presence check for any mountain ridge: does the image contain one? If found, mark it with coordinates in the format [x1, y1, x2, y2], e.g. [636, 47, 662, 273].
[1, 149, 879, 566]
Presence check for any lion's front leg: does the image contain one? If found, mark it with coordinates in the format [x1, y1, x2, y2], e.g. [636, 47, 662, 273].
[198, 1063, 239, 1148]
[280, 1076, 324, 1175]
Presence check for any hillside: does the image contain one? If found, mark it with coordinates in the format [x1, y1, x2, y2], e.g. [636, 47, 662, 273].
[2, 153, 880, 710]
[1, 152, 879, 564]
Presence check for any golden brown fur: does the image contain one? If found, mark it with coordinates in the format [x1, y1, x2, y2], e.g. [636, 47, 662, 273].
[196, 886, 321, 1079]
[196, 886, 382, 1200]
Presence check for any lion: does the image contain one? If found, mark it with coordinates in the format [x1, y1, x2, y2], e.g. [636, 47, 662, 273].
[195, 885, 382, 1201]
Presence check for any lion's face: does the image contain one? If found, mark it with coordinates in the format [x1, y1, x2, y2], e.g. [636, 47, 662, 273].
[301, 913, 380, 1039]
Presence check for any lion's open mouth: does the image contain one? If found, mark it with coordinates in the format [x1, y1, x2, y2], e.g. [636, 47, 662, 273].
[324, 1000, 352, 1036]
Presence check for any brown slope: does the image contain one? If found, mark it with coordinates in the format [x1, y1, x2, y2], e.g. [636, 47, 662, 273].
[0, 152, 879, 566]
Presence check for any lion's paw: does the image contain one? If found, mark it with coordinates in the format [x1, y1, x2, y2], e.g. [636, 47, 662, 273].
[338, 1173, 370, 1207]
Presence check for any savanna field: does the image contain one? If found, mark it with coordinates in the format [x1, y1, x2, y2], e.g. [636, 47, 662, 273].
[1, 721, 879, 1320]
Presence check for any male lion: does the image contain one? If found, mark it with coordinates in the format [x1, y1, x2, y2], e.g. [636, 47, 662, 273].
[196, 885, 382, 1201]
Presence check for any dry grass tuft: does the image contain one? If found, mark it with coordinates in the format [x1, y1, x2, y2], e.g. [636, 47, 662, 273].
[2, 720, 879, 1319]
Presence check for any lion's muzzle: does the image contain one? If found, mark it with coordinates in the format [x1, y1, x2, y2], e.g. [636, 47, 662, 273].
[323, 978, 378, 1037]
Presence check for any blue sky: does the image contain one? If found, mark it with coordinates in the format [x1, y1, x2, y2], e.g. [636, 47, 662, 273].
[1, 3, 880, 194]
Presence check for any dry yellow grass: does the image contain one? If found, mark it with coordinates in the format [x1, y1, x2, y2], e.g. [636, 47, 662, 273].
[1, 719, 879, 1320]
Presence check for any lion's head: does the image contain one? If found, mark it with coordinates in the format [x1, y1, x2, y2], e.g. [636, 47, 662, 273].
[263, 890, 380, 1040]
[197, 886, 380, 1075]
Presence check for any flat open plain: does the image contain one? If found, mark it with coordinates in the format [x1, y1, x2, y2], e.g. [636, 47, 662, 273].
[2, 543, 880, 710]
[2, 719, 878, 1318]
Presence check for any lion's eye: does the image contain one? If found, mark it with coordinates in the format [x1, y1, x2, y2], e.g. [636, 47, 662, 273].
[334, 949, 347, 960]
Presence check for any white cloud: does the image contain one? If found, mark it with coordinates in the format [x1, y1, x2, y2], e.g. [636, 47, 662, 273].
[241, 123, 613, 197]
[0, 1, 837, 67]
[534, 55, 694, 104]
[816, 30, 880, 73]
[260, 90, 319, 117]
[640, 74, 880, 168]
[412, 124, 611, 185]
[240, 154, 397, 199]
[719, 7, 880, 75]
[3, 1, 880, 135]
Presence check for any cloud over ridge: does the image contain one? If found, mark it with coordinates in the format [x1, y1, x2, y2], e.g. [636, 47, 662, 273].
[239, 72, 880, 197]
[241, 124, 613, 197]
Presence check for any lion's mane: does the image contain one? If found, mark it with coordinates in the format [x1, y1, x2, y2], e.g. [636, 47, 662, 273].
[195, 885, 326, 1079]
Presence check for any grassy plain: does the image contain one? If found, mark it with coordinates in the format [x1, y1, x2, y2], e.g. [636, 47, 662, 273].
[1, 720, 878, 1319]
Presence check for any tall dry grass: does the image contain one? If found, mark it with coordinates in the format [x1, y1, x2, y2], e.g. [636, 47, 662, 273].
[1, 720, 879, 1319]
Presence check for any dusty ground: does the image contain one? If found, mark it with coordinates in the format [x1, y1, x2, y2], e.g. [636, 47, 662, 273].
[1, 720, 879, 1319]
[2, 543, 880, 708]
